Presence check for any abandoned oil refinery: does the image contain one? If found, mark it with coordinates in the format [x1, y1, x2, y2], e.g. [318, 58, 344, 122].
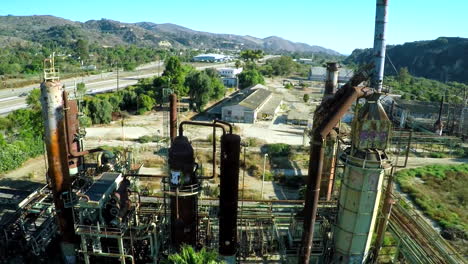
[0, 1, 467, 264]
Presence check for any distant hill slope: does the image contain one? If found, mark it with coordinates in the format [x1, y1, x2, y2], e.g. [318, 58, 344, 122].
[0, 15, 341, 55]
[345, 37, 468, 83]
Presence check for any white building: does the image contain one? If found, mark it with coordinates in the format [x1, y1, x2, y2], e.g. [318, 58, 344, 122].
[193, 54, 231, 62]
[217, 67, 243, 87]
[217, 68, 243, 78]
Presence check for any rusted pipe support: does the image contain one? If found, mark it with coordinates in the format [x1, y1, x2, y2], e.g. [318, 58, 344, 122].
[63, 91, 103, 158]
[169, 93, 178, 142]
[124, 174, 167, 178]
[214, 119, 233, 134]
[178, 121, 226, 137]
[300, 69, 375, 264]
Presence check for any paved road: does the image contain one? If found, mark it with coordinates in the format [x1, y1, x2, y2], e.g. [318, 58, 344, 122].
[0, 61, 232, 115]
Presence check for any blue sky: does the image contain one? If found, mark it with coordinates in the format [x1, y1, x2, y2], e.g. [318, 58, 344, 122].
[0, 0, 466, 54]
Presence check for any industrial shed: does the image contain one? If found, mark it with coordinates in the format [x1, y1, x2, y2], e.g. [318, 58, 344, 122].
[221, 85, 281, 123]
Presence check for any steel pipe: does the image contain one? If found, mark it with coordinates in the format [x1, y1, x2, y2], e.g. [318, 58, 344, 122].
[372, 0, 389, 92]
[63, 92, 102, 158]
[169, 93, 177, 142]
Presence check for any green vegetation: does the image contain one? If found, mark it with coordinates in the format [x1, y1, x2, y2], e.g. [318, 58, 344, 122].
[345, 37, 468, 84]
[0, 95, 44, 173]
[237, 68, 265, 89]
[264, 143, 292, 157]
[240, 49, 264, 61]
[384, 69, 466, 103]
[163, 245, 222, 264]
[395, 164, 468, 238]
[303, 93, 309, 103]
[186, 69, 224, 112]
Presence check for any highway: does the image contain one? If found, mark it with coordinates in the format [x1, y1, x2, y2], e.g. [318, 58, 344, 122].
[0, 61, 233, 116]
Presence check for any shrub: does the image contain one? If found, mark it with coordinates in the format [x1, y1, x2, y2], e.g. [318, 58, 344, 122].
[428, 152, 447, 158]
[264, 143, 291, 157]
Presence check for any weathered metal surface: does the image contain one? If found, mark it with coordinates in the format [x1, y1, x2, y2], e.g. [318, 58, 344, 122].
[352, 96, 392, 150]
[40, 81, 75, 243]
[300, 66, 375, 264]
[64, 98, 80, 175]
[169, 93, 177, 142]
[319, 130, 337, 201]
[372, 0, 389, 92]
[219, 134, 241, 257]
[168, 136, 198, 248]
[333, 160, 386, 263]
[324, 62, 339, 97]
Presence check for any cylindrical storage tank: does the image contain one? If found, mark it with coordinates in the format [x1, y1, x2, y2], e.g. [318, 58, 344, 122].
[168, 136, 198, 248]
[219, 134, 241, 261]
[333, 150, 390, 263]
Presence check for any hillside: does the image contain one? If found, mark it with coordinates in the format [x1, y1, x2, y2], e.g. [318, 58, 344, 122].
[0, 15, 340, 55]
[345, 37, 468, 83]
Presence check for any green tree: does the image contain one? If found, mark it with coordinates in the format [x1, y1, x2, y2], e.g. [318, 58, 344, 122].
[162, 56, 189, 96]
[26, 89, 41, 111]
[186, 71, 212, 112]
[240, 49, 264, 61]
[398, 67, 411, 84]
[77, 82, 87, 97]
[137, 94, 155, 114]
[303, 93, 310, 103]
[152, 76, 171, 105]
[266, 56, 296, 76]
[210, 77, 225, 99]
[235, 60, 242, 69]
[88, 99, 113, 124]
[237, 69, 265, 89]
[76, 39, 89, 60]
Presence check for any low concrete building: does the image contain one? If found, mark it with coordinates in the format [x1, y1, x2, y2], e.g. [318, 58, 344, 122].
[220, 84, 281, 123]
[308, 66, 354, 82]
[287, 103, 311, 126]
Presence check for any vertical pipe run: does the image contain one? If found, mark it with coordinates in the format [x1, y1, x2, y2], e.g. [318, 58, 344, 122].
[300, 135, 325, 263]
[169, 93, 178, 142]
[373, 168, 395, 262]
[219, 134, 241, 259]
[64, 97, 81, 176]
[319, 130, 337, 201]
[40, 81, 75, 243]
[434, 97, 444, 136]
[372, 0, 389, 92]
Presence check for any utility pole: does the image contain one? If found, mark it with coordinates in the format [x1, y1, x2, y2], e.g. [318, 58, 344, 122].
[261, 153, 268, 199]
[116, 64, 120, 91]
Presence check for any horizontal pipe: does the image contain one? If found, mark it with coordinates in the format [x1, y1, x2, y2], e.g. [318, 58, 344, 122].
[178, 120, 226, 137]
[124, 174, 167, 178]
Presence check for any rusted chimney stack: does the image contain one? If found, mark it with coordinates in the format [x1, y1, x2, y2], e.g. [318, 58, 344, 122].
[40, 80, 76, 260]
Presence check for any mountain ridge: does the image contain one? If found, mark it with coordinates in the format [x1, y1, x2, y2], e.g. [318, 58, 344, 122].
[0, 15, 341, 55]
[345, 37, 468, 83]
